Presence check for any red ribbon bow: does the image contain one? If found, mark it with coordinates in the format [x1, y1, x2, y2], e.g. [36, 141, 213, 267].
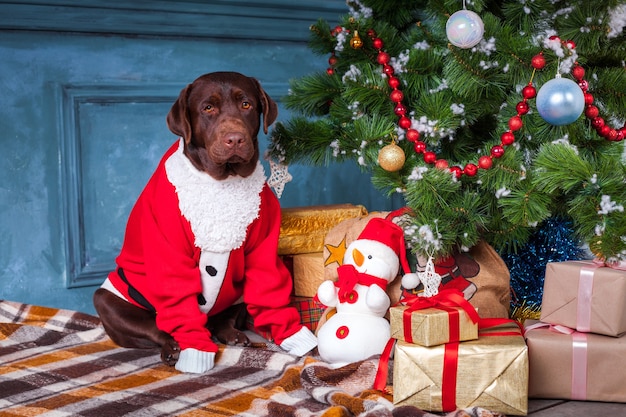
[401, 288, 480, 344]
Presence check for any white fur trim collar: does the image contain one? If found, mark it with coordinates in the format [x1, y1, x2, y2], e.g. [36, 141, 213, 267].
[165, 139, 266, 252]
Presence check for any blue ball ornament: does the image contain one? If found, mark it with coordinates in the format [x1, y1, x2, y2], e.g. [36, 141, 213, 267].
[446, 10, 485, 49]
[536, 77, 585, 126]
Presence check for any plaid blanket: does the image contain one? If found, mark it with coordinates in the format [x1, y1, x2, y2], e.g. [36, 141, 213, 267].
[0, 300, 503, 417]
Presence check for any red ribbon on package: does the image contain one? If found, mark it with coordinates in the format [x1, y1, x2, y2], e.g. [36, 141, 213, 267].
[401, 289, 479, 344]
[440, 318, 522, 412]
[524, 321, 588, 400]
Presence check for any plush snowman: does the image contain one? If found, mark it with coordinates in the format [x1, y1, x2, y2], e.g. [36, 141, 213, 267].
[316, 217, 417, 367]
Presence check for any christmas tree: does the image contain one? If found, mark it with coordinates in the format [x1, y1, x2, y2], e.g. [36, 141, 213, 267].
[268, 0, 626, 264]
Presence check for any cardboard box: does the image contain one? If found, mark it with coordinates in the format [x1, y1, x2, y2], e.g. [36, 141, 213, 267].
[540, 261, 626, 337]
[525, 320, 626, 402]
[278, 204, 367, 255]
[290, 252, 325, 297]
[389, 297, 478, 346]
[393, 322, 528, 415]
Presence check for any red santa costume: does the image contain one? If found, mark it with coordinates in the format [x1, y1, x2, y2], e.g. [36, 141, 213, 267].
[101, 139, 317, 373]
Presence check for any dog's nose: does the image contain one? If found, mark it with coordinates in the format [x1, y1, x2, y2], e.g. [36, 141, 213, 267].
[223, 133, 246, 149]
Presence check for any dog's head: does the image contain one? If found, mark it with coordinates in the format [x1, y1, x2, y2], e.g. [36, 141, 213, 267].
[167, 72, 278, 180]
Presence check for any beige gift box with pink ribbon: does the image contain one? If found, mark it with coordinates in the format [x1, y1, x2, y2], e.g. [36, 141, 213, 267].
[524, 319, 626, 402]
[540, 260, 626, 337]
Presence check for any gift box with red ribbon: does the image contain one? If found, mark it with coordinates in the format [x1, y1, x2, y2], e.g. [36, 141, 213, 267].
[389, 289, 479, 347]
[525, 319, 626, 402]
[540, 260, 626, 337]
[392, 319, 528, 415]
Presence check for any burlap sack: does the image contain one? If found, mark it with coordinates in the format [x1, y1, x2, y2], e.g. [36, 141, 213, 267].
[321, 212, 511, 319]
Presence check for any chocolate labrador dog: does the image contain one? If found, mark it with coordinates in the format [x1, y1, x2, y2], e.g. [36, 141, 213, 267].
[93, 72, 317, 373]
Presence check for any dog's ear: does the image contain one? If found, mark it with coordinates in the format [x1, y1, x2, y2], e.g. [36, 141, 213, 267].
[251, 78, 278, 134]
[167, 83, 193, 143]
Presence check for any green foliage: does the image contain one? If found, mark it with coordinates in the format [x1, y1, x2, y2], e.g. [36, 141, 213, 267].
[268, 0, 626, 260]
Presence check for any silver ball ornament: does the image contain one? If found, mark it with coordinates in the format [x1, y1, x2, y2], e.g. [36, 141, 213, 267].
[446, 10, 485, 49]
[536, 77, 585, 126]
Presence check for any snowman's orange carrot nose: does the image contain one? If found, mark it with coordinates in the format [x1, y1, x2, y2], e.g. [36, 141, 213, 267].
[352, 248, 364, 267]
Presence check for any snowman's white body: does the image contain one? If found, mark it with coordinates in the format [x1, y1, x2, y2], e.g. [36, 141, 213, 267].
[316, 237, 400, 367]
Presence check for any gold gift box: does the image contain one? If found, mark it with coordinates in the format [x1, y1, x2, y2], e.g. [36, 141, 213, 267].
[393, 323, 528, 415]
[389, 305, 478, 347]
[540, 261, 626, 337]
[278, 204, 368, 255]
[525, 320, 626, 402]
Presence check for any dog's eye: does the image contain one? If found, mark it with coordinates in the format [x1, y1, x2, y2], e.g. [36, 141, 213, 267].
[204, 105, 214, 113]
[241, 101, 251, 110]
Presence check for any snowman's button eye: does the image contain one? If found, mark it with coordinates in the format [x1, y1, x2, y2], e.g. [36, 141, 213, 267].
[368, 255, 373, 259]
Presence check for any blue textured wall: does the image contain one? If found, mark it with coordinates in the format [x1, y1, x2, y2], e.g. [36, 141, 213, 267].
[0, 1, 399, 314]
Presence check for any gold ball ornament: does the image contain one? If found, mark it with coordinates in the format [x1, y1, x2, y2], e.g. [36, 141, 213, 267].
[378, 142, 405, 172]
[350, 31, 363, 49]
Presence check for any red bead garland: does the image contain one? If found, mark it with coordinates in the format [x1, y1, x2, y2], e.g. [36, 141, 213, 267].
[326, 27, 625, 178]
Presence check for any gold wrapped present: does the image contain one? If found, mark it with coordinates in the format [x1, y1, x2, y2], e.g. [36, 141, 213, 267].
[540, 261, 626, 337]
[393, 321, 528, 415]
[389, 289, 479, 346]
[278, 204, 368, 255]
[525, 320, 626, 402]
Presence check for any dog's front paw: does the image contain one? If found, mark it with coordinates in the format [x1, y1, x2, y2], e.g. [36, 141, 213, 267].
[161, 339, 180, 366]
[217, 328, 251, 347]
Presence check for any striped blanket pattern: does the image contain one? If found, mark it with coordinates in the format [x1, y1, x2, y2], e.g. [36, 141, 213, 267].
[0, 300, 502, 417]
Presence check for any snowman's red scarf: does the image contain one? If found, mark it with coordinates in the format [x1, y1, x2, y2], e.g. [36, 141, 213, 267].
[335, 264, 389, 303]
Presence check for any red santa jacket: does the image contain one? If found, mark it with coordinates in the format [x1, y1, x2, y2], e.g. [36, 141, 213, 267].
[106, 139, 304, 354]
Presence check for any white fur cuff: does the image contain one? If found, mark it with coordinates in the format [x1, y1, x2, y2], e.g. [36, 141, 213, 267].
[175, 348, 216, 373]
[280, 327, 318, 356]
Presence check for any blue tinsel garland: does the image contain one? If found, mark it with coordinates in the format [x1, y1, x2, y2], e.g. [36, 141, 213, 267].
[499, 217, 584, 310]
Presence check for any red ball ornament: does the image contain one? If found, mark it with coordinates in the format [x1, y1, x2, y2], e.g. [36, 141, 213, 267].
[372, 38, 383, 49]
[491, 145, 505, 158]
[388, 76, 400, 89]
[423, 151, 437, 164]
[584, 92, 594, 105]
[501, 131, 515, 145]
[367, 29, 377, 38]
[478, 155, 493, 169]
[333, 26, 343, 35]
[516, 101, 529, 115]
[435, 159, 449, 169]
[578, 80, 589, 91]
[328, 55, 338, 66]
[390, 89, 404, 103]
[326, 67, 335, 75]
[463, 163, 478, 177]
[585, 105, 599, 119]
[383, 64, 395, 76]
[616, 130, 625, 141]
[450, 166, 463, 179]
[394, 103, 406, 116]
[565, 40, 576, 49]
[599, 125, 611, 137]
[464, 163, 478, 176]
[531, 53, 546, 70]
[398, 116, 412, 129]
[406, 129, 420, 142]
[572, 65, 585, 80]
[413, 141, 426, 153]
[508, 115, 523, 131]
[377, 51, 390, 65]
[592, 117, 605, 129]
[607, 129, 618, 141]
[522, 85, 537, 99]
